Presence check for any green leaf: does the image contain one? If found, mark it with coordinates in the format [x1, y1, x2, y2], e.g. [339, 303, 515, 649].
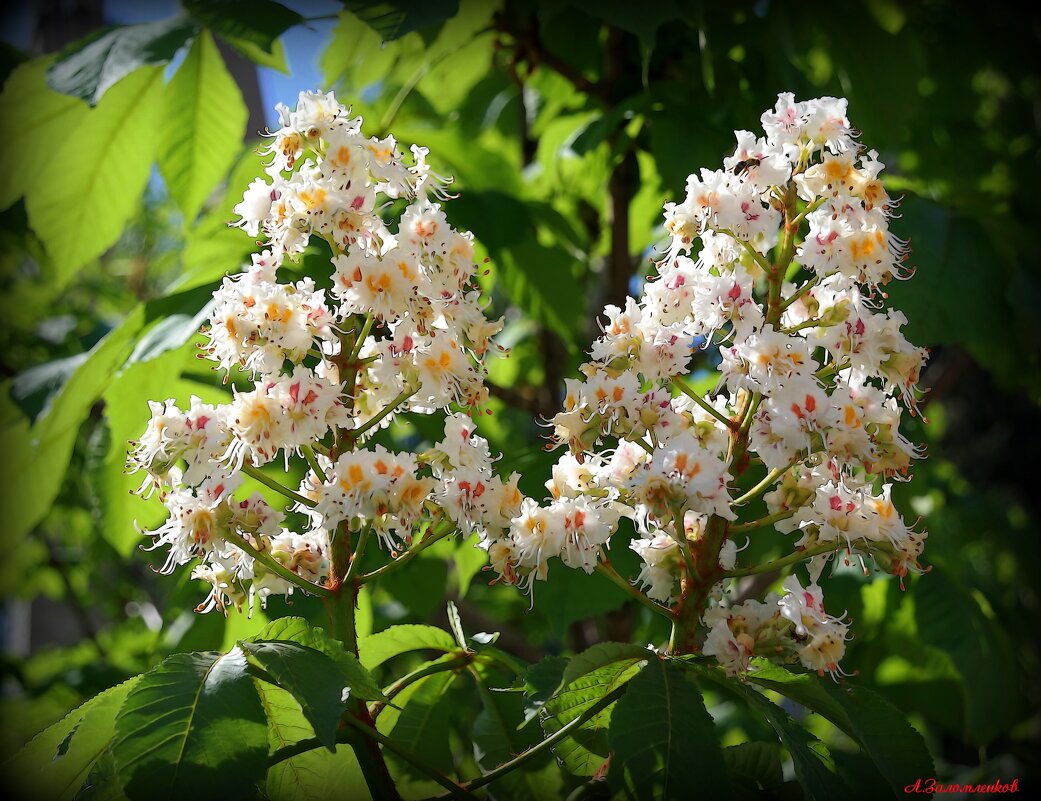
[220, 34, 288, 73]
[159, 30, 247, 224]
[357, 624, 457, 670]
[3, 311, 142, 544]
[701, 670, 848, 801]
[240, 641, 349, 752]
[386, 669, 456, 776]
[2, 280, 220, 547]
[522, 656, 568, 725]
[746, 662, 934, 796]
[183, 0, 303, 54]
[26, 66, 164, 284]
[258, 683, 368, 801]
[0, 58, 88, 211]
[180, 140, 269, 289]
[559, 642, 654, 691]
[472, 678, 565, 801]
[10, 351, 89, 424]
[607, 659, 731, 801]
[47, 15, 198, 104]
[124, 301, 216, 365]
[914, 566, 1019, 745]
[3, 677, 138, 801]
[342, 0, 460, 42]
[448, 191, 584, 343]
[568, 0, 684, 52]
[722, 743, 784, 798]
[540, 658, 643, 777]
[111, 649, 268, 801]
[250, 618, 387, 702]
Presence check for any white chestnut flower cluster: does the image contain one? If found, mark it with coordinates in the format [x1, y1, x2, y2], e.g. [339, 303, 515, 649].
[493, 94, 928, 678]
[127, 92, 508, 613]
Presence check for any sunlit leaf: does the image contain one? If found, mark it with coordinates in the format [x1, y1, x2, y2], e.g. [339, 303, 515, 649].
[159, 30, 247, 225]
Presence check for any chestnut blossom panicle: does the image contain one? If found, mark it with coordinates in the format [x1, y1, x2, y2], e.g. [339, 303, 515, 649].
[129, 92, 513, 612]
[504, 93, 928, 680]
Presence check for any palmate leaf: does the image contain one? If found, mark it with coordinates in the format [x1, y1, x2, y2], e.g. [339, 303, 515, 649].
[722, 742, 786, 798]
[522, 655, 569, 725]
[386, 670, 457, 777]
[607, 660, 731, 801]
[257, 683, 367, 801]
[158, 30, 247, 225]
[342, 0, 460, 42]
[746, 661, 935, 797]
[250, 617, 387, 702]
[0, 58, 88, 212]
[558, 642, 655, 691]
[240, 641, 350, 752]
[46, 14, 197, 104]
[696, 667, 849, 801]
[2, 280, 220, 547]
[540, 656, 645, 777]
[472, 675, 566, 801]
[357, 624, 457, 670]
[26, 65, 164, 284]
[182, 0, 303, 55]
[111, 649, 268, 801]
[2, 677, 139, 801]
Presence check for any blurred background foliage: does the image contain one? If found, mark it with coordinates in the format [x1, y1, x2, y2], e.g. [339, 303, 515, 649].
[0, 0, 1038, 795]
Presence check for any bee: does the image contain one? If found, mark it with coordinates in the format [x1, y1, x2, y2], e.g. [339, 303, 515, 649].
[731, 157, 760, 176]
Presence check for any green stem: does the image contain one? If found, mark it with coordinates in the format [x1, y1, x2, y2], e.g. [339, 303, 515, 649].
[789, 196, 825, 228]
[729, 509, 795, 534]
[782, 317, 826, 334]
[344, 526, 372, 584]
[780, 275, 820, 311]
[361, 521, 456, 584]
[370, 652, 473, 720]
[722, 540, 850, 578]
[732, 461, 799, 507]
[223, 530, 333, 599]
[737, 392, 763, 438]
[241, 464, 316, 508]
[815, 359, 850, 380]
[596, 561, 676, 620]
[342, 715, 479, 801]
[672, 375, 735, 429]
[628, 436, 655, 455]
[347, 385, 418, 443]
[717, 228, 772, 273]
[349, 314, 375, 363]
[302, 445, 328, 483]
